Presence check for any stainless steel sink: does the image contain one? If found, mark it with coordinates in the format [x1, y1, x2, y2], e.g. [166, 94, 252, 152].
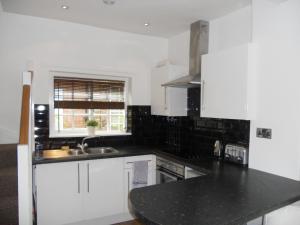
[84, 147, 119, 155]
[68, 149, 85, 156]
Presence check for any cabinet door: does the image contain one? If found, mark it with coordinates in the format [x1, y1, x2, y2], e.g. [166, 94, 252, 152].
[83, 158, 124, 220]
[124, 168, 134, 214]
[124, 155, 156, 213]
[151, 64, 188, 116]
[201, 44, 250, 120]
[168, 66, 187, 117]
[35, 162, 83, 225]
[151, 66, 169, 116]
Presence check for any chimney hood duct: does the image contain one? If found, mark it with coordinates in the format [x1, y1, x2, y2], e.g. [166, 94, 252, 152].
[162, 20, 209, 88]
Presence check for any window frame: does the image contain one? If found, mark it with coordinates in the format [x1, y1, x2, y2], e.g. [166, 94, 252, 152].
[49, 70, 131, 138]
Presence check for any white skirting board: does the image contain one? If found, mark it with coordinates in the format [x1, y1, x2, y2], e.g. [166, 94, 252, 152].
[65, 213, 134, 225]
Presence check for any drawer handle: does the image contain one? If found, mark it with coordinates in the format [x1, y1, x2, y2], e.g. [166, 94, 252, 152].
[126, 160, 152, 164]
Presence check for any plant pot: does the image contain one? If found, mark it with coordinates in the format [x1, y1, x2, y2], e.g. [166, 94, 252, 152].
[87, 126, 96, 136]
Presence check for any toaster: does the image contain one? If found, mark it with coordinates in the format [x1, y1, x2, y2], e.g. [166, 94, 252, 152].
[224, 144, 248, 165]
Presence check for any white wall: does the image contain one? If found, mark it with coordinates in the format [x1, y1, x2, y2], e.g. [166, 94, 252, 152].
[168, 2, 300, 181]
[168, 30, 190, 67]
[0, 12, 168, 144]
[249, 0, 300, 180]
[209, 6, 252, 53]
[168, 6, 252, 65]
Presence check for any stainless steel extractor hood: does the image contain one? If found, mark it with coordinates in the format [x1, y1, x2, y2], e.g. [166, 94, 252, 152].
[162, 20, 209, 88]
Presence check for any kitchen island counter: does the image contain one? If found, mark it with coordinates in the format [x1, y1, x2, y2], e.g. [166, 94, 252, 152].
[130, 159, 300, 225]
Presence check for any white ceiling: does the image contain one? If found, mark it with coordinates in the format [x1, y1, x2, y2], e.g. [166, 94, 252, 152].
[1, 0, 251, 38]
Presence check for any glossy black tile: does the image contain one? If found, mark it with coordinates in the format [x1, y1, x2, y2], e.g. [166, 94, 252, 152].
[127, 106, 250, 159]
[33, 104, 133, 150]
[34, 104, 250, 159]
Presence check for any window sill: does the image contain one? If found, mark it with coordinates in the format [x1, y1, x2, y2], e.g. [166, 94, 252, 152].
[49, 132, 132, 138]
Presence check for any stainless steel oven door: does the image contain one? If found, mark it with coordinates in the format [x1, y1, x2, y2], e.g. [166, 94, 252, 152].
[156, 168, 183, 184]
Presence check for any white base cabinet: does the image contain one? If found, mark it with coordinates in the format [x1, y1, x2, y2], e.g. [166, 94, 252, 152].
[34, 155, 156, 225]
[123, 155, 156, 214]
[246, 201, 300, 225]
[201, 43, 256, 120]
[151, 63, 188, 117]
[83, 158, 124, 220]
[264, 201, 300, 225]
[35, 158, 124, 225]
[35, 161, 83, 225]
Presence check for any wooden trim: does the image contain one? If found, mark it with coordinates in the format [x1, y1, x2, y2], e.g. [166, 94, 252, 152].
[54, 100, 125, 109]
[19, 85, 31, 145]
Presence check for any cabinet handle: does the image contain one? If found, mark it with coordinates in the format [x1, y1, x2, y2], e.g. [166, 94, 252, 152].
[87, 163, 90, 193]
[262, 215, 266, 225]
[77, 163, 80, 194]
[126, 160, 152, 164]
[127, 171, 130, 192]
[201, 80, 205, 111]
[164, 87, 168, 110]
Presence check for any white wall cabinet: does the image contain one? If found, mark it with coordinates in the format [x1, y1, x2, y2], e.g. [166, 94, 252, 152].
[151, 63, 188, 116]
[201, 44, 255, 120]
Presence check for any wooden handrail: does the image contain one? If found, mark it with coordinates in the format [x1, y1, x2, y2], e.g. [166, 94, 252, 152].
[19, 85, 31, 145]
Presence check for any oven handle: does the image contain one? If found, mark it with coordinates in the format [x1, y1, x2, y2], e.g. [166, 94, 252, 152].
[157, 168, 181, 180]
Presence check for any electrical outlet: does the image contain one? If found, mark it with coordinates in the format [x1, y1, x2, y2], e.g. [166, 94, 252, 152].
[256, 128, 272, 139]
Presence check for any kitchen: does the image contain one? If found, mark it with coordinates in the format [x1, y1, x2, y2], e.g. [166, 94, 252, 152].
[0, 0, 300, 225]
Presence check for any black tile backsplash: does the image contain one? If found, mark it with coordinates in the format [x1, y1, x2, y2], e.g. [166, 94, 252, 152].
[126, 105, 250, 159]
[188, 87, 201, 117]
[34, 104, 133, 150]
[34, 105, 49, 149]
[34, 104, 250, 160]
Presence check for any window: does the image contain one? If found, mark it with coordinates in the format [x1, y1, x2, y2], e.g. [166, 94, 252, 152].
[53, 76, 126, 135]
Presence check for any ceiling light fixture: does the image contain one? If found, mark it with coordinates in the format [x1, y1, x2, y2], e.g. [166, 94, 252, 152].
[61, 5, 69, 10]
[144, 23, 150, 27]
[103, 0, 116, 5]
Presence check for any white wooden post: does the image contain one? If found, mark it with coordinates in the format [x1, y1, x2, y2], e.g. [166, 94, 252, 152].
[18, 71, 33, 225]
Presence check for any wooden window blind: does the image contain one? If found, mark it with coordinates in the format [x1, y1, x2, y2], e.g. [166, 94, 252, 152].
[54, 77, 125, 109]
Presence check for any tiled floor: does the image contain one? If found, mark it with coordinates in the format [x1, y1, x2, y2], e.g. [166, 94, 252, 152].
[113, 220, 143, 225]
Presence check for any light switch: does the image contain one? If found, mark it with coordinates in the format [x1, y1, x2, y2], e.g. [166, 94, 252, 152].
[256, 128, 272, 139]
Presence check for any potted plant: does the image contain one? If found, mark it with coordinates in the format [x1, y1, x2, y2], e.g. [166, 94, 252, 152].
[86, 119, 98, 136]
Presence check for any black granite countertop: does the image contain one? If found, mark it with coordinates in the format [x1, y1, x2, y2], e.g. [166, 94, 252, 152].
[129, 158, 300, 225]
[33, 145, 300, 225]
[32, 145, 156, 165]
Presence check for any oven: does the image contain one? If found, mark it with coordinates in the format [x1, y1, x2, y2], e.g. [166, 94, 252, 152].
[156, 157, 185, 184]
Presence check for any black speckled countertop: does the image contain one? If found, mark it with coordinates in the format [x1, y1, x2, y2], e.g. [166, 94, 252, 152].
[33, 145, 300, 225]
[32, 145, 156, 165]
[129, 158, 300, 225]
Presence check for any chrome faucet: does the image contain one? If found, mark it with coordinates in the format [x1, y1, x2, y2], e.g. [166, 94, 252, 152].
[77, 136, 99, 152]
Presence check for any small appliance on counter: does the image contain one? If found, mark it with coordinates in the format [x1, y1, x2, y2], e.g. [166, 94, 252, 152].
[224, 144, 249, 166]
[213, 140, 222, 159]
